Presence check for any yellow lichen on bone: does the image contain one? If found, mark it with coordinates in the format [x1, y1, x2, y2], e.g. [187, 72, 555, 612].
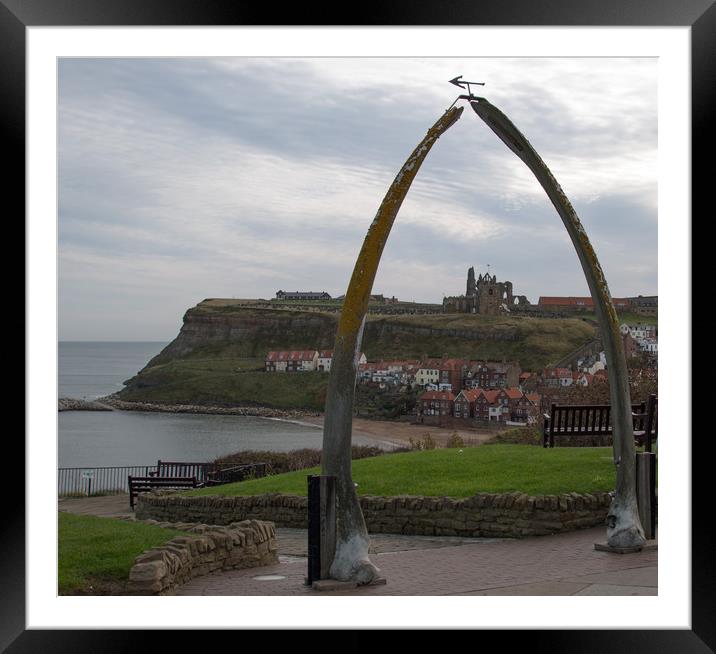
[336, 107, 463, 341]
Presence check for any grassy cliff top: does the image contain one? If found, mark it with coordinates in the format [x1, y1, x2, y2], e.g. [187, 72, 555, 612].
[118, 301, 603, 408]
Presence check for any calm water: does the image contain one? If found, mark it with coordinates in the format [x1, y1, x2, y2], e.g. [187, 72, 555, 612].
[59, 341, 169, 400]
[58, 342, 380, 468]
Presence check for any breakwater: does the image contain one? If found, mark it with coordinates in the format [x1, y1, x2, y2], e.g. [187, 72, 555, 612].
[58, 397, 113, 412]
[98, 394, 320, 420]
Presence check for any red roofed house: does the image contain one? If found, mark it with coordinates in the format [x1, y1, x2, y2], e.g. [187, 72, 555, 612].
[473, 389, 502, 421]
[573, 372, 593, 386]
[438, 358, 469, 393]
[512, 391, 541, 423]
[593, 369, 609, 383]
[417, 390, 456, 418]
[543, 367, 574, 387]
[357, 361, 380, 381]
[265, 350, 319, 372]
[453, 389, 481, 419]
[317, 350, 333, 372]
[464, 361, 521, 389]
[470, 388, 533, 422]
[502, 388, 524, 412]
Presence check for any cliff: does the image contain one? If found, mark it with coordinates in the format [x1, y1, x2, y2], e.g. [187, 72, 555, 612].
[117, 299, 597, 410]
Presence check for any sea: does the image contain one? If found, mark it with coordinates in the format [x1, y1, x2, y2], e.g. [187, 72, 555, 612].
[58, 341, 382, 469]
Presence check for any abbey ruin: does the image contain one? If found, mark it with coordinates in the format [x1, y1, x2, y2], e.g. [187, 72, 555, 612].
[443, 267, 531, 315]
[442, 267, 657, 317]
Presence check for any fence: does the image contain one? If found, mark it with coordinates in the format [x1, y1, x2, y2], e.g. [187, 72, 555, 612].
[58, 465, 155, 497]
[58, 462, 270, 497]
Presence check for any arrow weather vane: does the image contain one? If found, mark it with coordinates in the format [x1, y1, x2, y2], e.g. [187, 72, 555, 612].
[449, 75, 485, 97]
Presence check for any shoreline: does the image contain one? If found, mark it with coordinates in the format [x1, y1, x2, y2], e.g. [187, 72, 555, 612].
[95, 395, 498, 448]
[59, 397, 114, 412]
[97, 394, 321, 420]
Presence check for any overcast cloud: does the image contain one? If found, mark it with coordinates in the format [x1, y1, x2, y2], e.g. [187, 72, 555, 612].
[58, 57, 657, 341]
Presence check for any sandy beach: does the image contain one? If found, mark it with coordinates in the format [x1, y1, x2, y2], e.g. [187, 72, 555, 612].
[299, 416, 498, 449]
[94, 395, 501, 449]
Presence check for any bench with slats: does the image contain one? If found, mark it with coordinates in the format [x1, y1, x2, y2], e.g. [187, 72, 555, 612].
[204, 463, 269, 486]
[148, 460, 214, 481]
[149, 460, 270, 486]
[543, 394, 657, 449]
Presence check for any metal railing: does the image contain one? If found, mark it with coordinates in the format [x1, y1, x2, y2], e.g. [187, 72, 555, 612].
[58, 465, 155, 497]
[58, 461, 270, 497]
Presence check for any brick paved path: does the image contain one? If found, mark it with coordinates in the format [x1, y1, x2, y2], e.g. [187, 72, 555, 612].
[58, 495, 657, 596]
[178, 526, 657, 596]
[58, 493, 133, 518]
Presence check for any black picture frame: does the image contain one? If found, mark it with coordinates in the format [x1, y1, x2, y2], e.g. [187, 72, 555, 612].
[7, 0, 705, 650]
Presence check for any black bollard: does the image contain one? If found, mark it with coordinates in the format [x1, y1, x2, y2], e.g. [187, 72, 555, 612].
[306, 475, 336, 585]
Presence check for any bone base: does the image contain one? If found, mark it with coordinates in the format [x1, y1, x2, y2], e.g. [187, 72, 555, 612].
[594, 539, 658, 554]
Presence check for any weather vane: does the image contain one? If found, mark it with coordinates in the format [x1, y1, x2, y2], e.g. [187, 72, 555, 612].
[449, 75, 485, 96]
[447, 75, 486, 109]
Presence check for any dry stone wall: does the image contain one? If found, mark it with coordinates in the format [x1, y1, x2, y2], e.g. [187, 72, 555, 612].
[127, 518, 277, 595]
[137, 490, 612, 539]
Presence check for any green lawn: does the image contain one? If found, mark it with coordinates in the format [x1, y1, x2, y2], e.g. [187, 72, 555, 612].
[58, 513, 186, 595]
[186, 444, 618, 498]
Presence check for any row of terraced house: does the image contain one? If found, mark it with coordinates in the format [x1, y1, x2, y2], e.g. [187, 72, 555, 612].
[357, 358, 521, 392]
[265, 350, 367, 372]
[417, 388, 542, 425]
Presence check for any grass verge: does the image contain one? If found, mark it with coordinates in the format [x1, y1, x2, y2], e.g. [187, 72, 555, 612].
[186, 444, 617, 498]
[58, 513, 186, 595]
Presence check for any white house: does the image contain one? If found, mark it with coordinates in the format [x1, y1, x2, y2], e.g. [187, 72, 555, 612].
[297, 351, 320, 371]
[317, 350, 333, 372]
[311, 349, 368, 373]
[488, 405, 508, 421]
[415, 368, 440, 386]
[628, 324, 657, 340]
[639, 338, 658, 354]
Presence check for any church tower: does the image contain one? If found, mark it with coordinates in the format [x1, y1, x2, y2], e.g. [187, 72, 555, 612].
[476, 272, 501, 315]
[466, 266, 476, 297]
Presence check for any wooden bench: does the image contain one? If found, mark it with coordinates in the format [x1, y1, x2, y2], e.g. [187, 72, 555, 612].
[631, 394, 658, 452]
[205, 462, 269, 486]
[128, 475, 201, 510]
[149, 460, 215, 481]
[149, 460, 270, 486]
[543, 394, 657, 448]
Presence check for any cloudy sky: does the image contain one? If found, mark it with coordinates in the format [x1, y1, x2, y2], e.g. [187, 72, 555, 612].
[58, 57, 657, 341]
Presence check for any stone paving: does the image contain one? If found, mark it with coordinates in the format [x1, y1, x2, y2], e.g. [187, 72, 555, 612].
[58, 493, 133, 518]
[178, 526, 657, 596]
[59, 494, 657, 596]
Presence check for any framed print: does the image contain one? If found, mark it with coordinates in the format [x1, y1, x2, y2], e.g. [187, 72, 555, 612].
[7, 0, 708, 649]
